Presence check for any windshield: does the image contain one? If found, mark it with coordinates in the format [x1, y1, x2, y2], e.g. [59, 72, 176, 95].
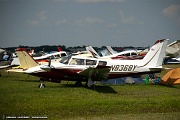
[59, 55, 71, 64]
[69, 58, 97, 66]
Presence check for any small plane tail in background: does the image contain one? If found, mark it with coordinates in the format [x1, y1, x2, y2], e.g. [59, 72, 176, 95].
[57, 46, 63, 52]
[86, 46, 100, 58]
[106, 46, 117, 55]
[29, 49, 34, 56]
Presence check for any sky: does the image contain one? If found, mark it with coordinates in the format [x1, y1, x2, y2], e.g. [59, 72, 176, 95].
[0, 0, 180, 48]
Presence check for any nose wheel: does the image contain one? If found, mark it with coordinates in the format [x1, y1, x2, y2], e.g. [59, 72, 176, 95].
[39, 82, 45, 88]
[39, 78, 45, 88]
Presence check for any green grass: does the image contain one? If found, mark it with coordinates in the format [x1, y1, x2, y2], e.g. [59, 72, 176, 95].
[0, 64, 180, 120]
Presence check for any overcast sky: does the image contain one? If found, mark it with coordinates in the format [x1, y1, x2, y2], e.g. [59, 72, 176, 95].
[0, 0, 180, 48]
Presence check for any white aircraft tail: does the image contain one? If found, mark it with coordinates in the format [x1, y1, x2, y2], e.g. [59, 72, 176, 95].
[16, 48, 38, 69]
[140, 39, 168, 67]
[106, 46, 117, 55]
[86, 46, 100, 58]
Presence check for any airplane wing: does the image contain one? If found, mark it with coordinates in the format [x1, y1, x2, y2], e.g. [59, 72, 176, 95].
[0, 64, 19, 69]
[7, 69, 26, 73]
[78, 65, 111, 80]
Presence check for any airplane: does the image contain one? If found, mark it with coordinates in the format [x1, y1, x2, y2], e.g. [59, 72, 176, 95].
[9, 39, 168, 88]
[8, 48, 111, 87]
[105, 45, 143, 56]
[163, 40, 180, 64]
[86, 46, 144, 60]
[10, 46, 68, 68]
[0, 49, 15, 69]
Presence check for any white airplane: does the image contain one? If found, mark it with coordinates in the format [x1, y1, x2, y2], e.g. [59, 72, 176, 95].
[10, 47, 68, 68]
[9, 39, 168, 88]
[86, 46, 144, 60]
[164, 40, 180, 64]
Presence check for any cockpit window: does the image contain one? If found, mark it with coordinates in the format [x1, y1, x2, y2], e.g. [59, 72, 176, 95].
[69, 58, 97, 66]
[59, 56, 70, 64]
[69, 58, 84, 65]
[54, 54, 61, 58]
[61, 53, 67, 57]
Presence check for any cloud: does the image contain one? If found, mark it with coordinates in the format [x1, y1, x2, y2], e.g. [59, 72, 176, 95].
[29, 19, 39, 25]
[75, 17, 104, 25]
[162, 4, 180, 22]
[105, 23, 118, 28]
[119, 11, 135, 24]
[75, 0, 124, 3]
[55, 19, 68, 25]
[37, 10, 47, 21]
[27, 10, 47, 25]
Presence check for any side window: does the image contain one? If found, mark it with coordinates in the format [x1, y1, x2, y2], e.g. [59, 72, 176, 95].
[54, 55, 60, 58]
[125, 53, 130, 56]
[61, 53, 67, 57]
[76, 59, 85, 65]
[86, 59, 97, 65]
[98, 61, 107, 66]
[131, 52, 137, 56]
[69, 58, 77, 65]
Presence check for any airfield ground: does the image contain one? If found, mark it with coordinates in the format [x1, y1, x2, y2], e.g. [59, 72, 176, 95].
[0, 64, 180, 120]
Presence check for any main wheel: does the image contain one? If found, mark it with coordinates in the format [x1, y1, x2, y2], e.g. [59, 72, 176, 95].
[39, 83, 45, 88]
[75, 81, 82, 87]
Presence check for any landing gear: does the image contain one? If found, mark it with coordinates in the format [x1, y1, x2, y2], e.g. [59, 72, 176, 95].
[39, 78, 45, 88]
[39, 82, 45, 88]
[75, 81, 82, 87]
[85, 81, 95, 88]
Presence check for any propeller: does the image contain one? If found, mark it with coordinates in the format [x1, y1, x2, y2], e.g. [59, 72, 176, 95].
[48, 56, 52, 67]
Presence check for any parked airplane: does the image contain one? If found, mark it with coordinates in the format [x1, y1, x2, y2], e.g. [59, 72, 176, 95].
[9, 39, 168, 88]
[105, 46, 143, 56]
[164, 40, 180, 64]
[10, 46, 68, 68]
[86, 46, 144, 60]
[0, 49, 15, 69]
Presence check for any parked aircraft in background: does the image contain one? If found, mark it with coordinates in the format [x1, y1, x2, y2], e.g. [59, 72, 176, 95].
[9, 39, 168, 88]
[86, 46, 144, 60]
[10, 47, 68, 68]
[166, 40, 180, 55]
[164, 40, 180, 64]
[0, 48, 15, 69]
[71, 51, 93, 58]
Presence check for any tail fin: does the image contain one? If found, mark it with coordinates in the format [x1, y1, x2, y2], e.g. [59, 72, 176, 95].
[57, 46, 63, 52]
[16, 48, 38, 69]
[86, 46, 100, 58]
[140, 39, 168, 67]
[29, 49, 34, 56]
[106, 46, 117, 55]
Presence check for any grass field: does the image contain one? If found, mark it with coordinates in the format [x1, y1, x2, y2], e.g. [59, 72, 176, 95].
[0, 64, 180, 120]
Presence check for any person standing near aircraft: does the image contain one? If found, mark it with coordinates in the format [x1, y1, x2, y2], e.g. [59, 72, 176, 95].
[3, 52, 9, 61]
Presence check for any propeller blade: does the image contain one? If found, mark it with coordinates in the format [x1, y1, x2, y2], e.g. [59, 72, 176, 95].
[48, 56, 52, 67]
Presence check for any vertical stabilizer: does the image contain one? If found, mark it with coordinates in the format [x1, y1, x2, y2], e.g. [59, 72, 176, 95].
[140, 39, 168, 67]
[16, 48, 38, 69]
[106, 46, 117, 55]
[29, 49, 34, 56]
[57, 46, 63, 52]
[86, 46, 100, 58]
